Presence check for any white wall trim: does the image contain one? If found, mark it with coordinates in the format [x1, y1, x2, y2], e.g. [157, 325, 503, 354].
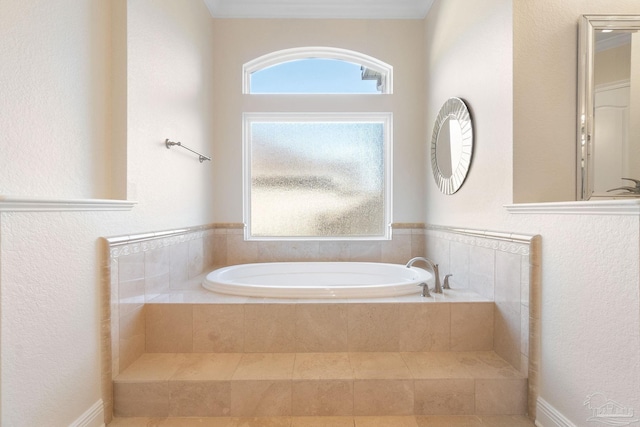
[535, 397, 577, 427]
[427, 224, 536, 245]
[0, 196, 136, 212]
[68, 399, 104, 427]
[505, 199, 640, 215]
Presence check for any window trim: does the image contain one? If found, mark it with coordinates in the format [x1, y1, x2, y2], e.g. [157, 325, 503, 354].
[242, 46, 394, 94]
[242, 112, 393, 241]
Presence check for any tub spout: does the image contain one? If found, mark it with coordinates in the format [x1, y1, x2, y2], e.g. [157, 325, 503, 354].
[406, 257, 443, 294]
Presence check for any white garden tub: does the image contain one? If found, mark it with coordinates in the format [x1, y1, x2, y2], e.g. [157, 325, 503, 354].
[202, 262, 431, 298]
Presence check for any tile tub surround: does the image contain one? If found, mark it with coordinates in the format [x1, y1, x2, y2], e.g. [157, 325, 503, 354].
[103, 223, 539, 422]
[211, 223, 427, 266]
[113, 351, 527, 418]
[105, 225, 219, 380]
[105, 224, 427, 372]
[103, 225, 219, 424]
[142, 291, 494, 354]
[424, 225, 540, 420]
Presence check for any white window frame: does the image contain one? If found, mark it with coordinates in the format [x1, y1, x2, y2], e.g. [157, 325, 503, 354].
[243, 112, 393, 241]
[242, 46, 394, 94]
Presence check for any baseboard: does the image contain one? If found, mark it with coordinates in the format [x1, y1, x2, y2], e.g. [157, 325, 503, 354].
[535, 397, 577, 427]
[69, 399, 104, 427]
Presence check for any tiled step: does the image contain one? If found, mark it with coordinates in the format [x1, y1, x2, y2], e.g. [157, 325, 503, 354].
[114, 351, 526, 418]
[141, 300, 495, 354]
[108, 415, 537, 426]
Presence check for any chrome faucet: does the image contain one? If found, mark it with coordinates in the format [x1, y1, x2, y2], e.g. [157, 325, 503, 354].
[417, 282, 431, 297]
[406, 257, 443, 294]
[443, 274, 453, 290]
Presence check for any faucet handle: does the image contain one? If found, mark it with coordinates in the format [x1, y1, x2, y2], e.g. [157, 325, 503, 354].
[417, 282, 432, 297]
[443, 274, 453, 290]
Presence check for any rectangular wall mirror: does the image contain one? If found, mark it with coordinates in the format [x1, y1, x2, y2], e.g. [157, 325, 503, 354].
[578, 15, 640, 200]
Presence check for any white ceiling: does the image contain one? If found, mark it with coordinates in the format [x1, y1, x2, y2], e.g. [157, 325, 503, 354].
[203, 0, 435, 19]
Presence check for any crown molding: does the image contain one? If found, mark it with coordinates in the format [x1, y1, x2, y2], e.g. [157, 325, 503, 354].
[203, 0, 434, 19]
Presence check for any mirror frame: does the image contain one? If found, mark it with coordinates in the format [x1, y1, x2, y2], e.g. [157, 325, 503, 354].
[577, 15, 640, 200]
[430, 97, 474, 195]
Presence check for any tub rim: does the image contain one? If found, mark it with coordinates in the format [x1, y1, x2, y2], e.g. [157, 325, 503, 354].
[202, 261, 431, 299]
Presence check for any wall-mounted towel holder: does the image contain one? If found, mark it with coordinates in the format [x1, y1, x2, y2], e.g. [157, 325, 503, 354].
[165, 139, 211, 163]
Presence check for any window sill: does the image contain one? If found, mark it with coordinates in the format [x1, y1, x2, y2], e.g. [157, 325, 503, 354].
[0, 196, 136, 212]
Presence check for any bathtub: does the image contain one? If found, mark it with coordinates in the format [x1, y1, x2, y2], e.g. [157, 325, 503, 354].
[202, 262, 431, 298]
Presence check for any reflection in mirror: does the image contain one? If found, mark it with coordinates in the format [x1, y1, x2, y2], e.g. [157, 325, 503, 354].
[578, 15, 640, 200]
[435, 117, 463, 178]
[430, 97, 473, 195]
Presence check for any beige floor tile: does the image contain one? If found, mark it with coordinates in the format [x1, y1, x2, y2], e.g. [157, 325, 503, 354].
[295, 304, 348, 352]
[114, 382, 170, 417]
[478, 415, 535, 426]
[401, 352, 470, 379]
[453, 352, 522, 379]
[148, 419, 233, 427]
[355, 416, 419, 426]
[291, 416, 354, 427]
[293, 353, 354, 380]
[397, 304, 450, 352]
[232, 353, 296, 380]
[231, 418, 292, 427]
[415, 415, 483, 426]
[350, 352, 412, 379]
[119, 333, 146, 375]
[475, 378, 527, 415]
[413, 379, 475, 415]
[110, 416, 534, 427]
[168, 381, 231, 417]
[230, 380, 292, 416]
[244, 304, 296, 352]
[116, 354, 188, 382]
[146, 304, 194, 353]
[450, 303, 493, 351]
[108, 418, 151, 426]
[118, 303, 146, 374]
[171, 353, 242, 381]
[353, 380, 414, 416]
[292, 380, 354, 416]
[347, 304, 399, 351]
[493, 303, 522, 371]
[193, 304, 245, 352]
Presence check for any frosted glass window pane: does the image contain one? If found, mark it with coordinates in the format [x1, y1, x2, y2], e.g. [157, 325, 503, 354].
[250, 121, 385, 238]
[251, 59, 380, 94]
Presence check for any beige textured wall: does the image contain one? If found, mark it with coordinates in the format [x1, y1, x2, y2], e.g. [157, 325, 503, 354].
[423, 0, 513, 228]
[210, 19, 426, 224]
[126, 0, 215, 228]
[0, 0, 215, 425]
[513, 0, 640, 202]
[424, 1, 640, 425]
[0, 0, 113, 199]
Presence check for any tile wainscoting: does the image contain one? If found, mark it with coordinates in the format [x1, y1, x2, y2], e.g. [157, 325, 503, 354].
[101, 225, 218, 423]
[424, 225, 540, 419]
[101, 223, 540, 422]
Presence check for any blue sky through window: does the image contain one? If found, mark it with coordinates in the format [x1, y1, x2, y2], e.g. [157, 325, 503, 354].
[250, 58, 380, 94]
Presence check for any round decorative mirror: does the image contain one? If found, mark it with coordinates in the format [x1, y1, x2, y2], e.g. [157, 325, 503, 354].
[430, 97, 473, 194]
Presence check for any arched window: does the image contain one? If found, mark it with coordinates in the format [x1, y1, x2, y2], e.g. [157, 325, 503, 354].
[243, 47, 393, 94]
[243, 47, 393, 240]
